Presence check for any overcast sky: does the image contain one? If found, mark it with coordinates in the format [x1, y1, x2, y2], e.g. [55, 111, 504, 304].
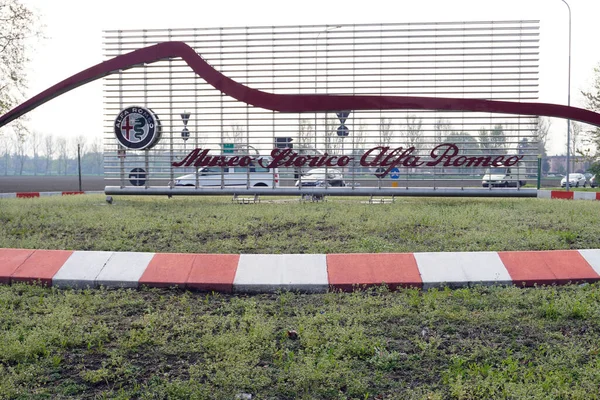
[16, 0, 600, 155]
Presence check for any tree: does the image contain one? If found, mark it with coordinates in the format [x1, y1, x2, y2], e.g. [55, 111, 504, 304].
[12, 122, 27, 175]
[57, 137, 67, 175]
[87, 137, 103, 175]
[378, 118, 393, 147]
[44, 134, 55, 174]
[297, 118, 314, 154]
[401, 114, 423, 150]
[582, 63, 600, 152]
[0, 0, 40, 117]
[581, 63, 600, 177]
[30, 130, 40, 175]
[534, 117, 551, 156]
[479, 124, 506, 155]
[0, 132, 9, 175]
[324, 116, 343, 154]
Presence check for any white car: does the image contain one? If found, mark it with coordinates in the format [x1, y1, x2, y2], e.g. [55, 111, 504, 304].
[295, 168, 346, 187]
[560, 173, 587, 188]
[174, 164, 279, 188]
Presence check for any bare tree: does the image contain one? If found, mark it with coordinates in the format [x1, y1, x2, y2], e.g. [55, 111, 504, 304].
[0, 0, 41, 115]
[378, 118, 393, 147]
[571, 121, 583, 172]
[44, 134, 55, 175]
[0, 133, 9, 175]
[534, 117, 551, 156]
[435, 119, 453, 144]
[352, 119, 367, 149]
[402, 114, 424, 149]
[297, 118, 314, 153]
[12, 122, 27, 175]
[87, 137, 103, 174]
[323, 116, 348, 154]
[30, 130, 40, 175]
[57, 137, 67, 175]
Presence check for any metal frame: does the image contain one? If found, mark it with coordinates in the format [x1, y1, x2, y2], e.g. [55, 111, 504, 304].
[103, 21, 540, 196]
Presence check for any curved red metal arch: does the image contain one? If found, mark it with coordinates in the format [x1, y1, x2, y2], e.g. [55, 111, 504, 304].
[1, 41, 600, 128]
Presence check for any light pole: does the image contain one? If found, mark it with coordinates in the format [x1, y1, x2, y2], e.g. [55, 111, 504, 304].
[314, 26, 341, 152]
[561, 0, 572, 191]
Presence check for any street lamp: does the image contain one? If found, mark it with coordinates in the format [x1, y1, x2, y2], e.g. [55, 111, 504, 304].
[314, 26, 341, 151]
[561, 0, 572, 190]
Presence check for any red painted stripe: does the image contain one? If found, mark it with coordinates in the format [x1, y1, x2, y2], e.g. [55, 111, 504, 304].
[327, 253, 422, 291]
[499, 250, 600, 286]
[11, 250, 73, 286]
[2, 42, 600, 129]
[0, 249, 35, 284]
[596, 192, 600, 201]
[186, 254, 239, 292]
[139, 253, 195, 288]
[62, 191, 84, 196]
[551, 191, 574, 200]
[16, 192, 40, 198]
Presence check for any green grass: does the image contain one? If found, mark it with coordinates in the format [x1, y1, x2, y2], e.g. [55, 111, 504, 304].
[2, 195, 600, 399]
[1, 194, 600, 253]
[0, 284, 600, 399]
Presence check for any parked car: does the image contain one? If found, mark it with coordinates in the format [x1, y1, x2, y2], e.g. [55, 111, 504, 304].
[174, 164, 279, 188]
[295, 168, 346, 187]
[560, 173, 587, 188]
[591, 175, 597, 188]
[481, 167, 527, 188]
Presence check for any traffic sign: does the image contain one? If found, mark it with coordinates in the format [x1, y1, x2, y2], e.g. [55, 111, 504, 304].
[129, 168, 147, 186]
[180, 112, 191, 126]
[336, 110, 351, 124]
[181, 127, 190, 141]
[222, 143, 235, 153]
[390, 167, 400, 180]
[337, 125, 349, 137]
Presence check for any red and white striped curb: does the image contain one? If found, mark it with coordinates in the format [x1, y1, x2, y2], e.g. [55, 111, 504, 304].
[1, 190, 599, 200]
[1, 248, 600, 292]
[537, 190, 600, 200]
[0, 191, 104, 199]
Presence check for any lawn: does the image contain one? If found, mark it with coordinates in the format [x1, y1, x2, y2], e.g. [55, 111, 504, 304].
[1, 194, 600, 253]
[1, 195, 600, 399]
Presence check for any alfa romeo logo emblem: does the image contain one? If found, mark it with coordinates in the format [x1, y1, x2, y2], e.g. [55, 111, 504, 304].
[114, 106, 161, 150]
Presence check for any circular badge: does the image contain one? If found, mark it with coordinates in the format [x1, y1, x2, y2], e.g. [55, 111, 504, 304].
[114, 106, 161, 150]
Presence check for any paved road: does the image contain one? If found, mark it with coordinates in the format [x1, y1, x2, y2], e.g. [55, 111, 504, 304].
[0, 175, 562, 193]
[0, 176, 107, 193]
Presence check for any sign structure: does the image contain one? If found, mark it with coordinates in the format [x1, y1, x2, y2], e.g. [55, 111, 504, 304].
[102, 21, 542, 196]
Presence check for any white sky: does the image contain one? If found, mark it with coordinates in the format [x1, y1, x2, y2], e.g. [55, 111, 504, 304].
[17, 0, 600, 155]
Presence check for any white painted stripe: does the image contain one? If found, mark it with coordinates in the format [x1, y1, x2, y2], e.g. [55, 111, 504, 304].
[577, 249, 600, 277]
[234, 254, 328, 293]
[39, 192, 63, 197]
[415, 251, 512, 289]
[573, 192, 597, 200]
[537, 190, 551, 199]
[0, 193, 16, 198]
[53, 251, 113, 289]
[95, 252, 155, 288]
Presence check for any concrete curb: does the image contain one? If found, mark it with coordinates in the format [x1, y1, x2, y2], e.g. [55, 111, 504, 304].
[1, 248, 599, 292]
[1, 190, 599, 201]
[537, 190, 600, 200]
[0, 191, 104, 199]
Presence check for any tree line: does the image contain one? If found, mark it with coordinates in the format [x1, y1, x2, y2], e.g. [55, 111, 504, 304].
[0, 132, 103, 176]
